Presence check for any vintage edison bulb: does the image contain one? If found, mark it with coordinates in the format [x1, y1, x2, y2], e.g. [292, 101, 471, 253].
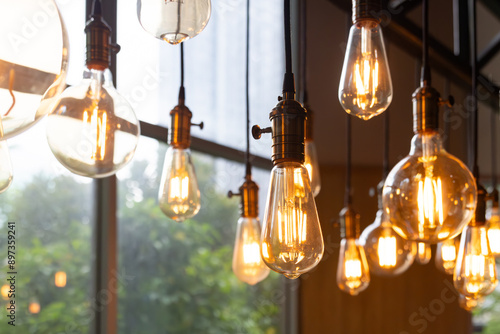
[232, 217, 270, 285]
[458, 294, 479, 311]
[261, 162, 324, 279]
[158, 147, 200, 222]
[454, 224, 498, 298]
[361, 210, 415, 276]
[46, 68, 140, 178]
[138, 0, 211, 44]
[435, 236, 459, 274]
[486, 206, 500, 256]
[338, 20, 392, 120]
[0, 0, 68, 139]
[383, 131, 477, 243]
[337, 238, 370, 295]
[415, 242, 432, 265]
[304, 139, 321, 197]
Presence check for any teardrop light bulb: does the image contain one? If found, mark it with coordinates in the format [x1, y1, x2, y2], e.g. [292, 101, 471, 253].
[304, 139, 321, 197]
[158, 147, 200, 222]
[383, 130, 477, 243]
[415, 242, 431, 265]
[232, 217, 270, 285]
[435, 236, 459, 275]
[337, 238, 370, 295]
[338, 20, 392, 120]
[138, 0, 211, 44]
[261, 162, 324, 279]
[486, 205, 500, 256]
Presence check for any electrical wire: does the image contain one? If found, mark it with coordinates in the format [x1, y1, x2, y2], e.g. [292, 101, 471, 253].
[491, 109, 497, 189]
[470, 0, 478, 177]
[179, 43, 185, 102]
[245, 0, 251, 177]
[382, 107, 390, 180]
[345, 114, 352, 206]
[283, 0, 294, 94]
[420, 0, 431, 86]
[299, 0, 306, 104]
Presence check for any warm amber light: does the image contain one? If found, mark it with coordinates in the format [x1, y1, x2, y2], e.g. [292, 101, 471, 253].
[337, 238, 370, 295]
[169, 174, 190, 215]
[55, 271, 67, 288]
[83, 105, 107, 161]
[377, 236, 397, 268]
[436, 237, 459, 275]
[416, 242, 431, 265]
[0, 285, 9, 300]
[459, 294, 479, 311]
[486, 207, 500, 256]
[29, 302, 40, 314]
[276, 209, 307, 264]
[417, 176, 444, 231]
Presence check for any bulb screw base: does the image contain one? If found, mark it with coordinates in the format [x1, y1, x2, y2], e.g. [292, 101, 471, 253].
[412, 84, 454, 134]
[169, 104, 193, 149]
[228, 176, 259, 218]
[352, 0, 381, 24]
[339, 205, 361, 239]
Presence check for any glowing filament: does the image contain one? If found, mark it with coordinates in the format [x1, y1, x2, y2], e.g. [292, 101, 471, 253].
[417, 176, 444, 230]
[442, 244, 457, 262]
[487, 228, 500, 255]
[168, 175, 190, 214]
[83, 106, 107, 161]
[464, 254, 487, 294]
[243, 242, 261, 265]
[277, 208, 307, 264]
[377, 236, 397, 268]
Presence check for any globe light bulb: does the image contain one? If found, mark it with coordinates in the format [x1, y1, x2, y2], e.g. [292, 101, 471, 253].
[486, 204, 500, 256]
[260, 162, 324, 279]
[361, 209, 415, 276]
[458, 294, 480, 311]
[383, 130, 477, 243]
[337, 238, 370, 295]
[415, 242, 432, 265]
[138, 0, 211, 45]
[304, 139, 321, 197]
[338, 19, 392, 120]
[158, 147, 200, 222]
[435, 236, 459, 275]
[54, 271, 67, 288]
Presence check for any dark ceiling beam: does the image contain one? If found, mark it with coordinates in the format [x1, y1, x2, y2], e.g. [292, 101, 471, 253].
[388, 0, 422, 15]
[480, 0, 500, 21]
[478, 30, 500, 69]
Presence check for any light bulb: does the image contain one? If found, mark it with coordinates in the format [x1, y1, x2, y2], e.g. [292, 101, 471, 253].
[54, 271, 67, 288]
[415, 242, 432, 265]
[458, 294, 480, 311]
[383, 130, 477, 243]
[46, 68, 140, 178]
[338, 20, 392, 120]
[158, 147, 200, 222]
[232, 217, 270, 285]
[361, 210, 415, 276]
[337, 238, 370, 295]
[138, 0, 211, 44]
[304, 139, 321, 197]
[260, 162, 324, 279]
[486, 205, 500, 256]
[435, 236, 459, 275]
[454, 223, 498, 298]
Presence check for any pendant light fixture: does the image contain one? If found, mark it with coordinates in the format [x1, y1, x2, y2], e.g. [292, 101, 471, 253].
[338, 0, 392, 120]
[337, 115, 370, 295]
[361, 108, 415, 276]
[252, 0, 324, 280]
[486, 109, 500, 256]
[435, 235, 459, 274]
[227, 0, 269, 286]
[453, 0, 498, 298]
[382, 0, 476, 243]
[158, 44, 203, 222]
[137, 0, 211, 45]
[46, 0, 140, 178]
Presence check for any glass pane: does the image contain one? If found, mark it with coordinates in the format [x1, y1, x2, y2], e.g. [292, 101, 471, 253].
[117, 137, 282, 333]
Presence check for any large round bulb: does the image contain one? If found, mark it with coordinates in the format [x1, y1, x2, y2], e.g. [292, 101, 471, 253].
[361, 210, 415, 276]
[435, 236, 459, 275]
[304, 139, 321, 197]
[486, 206, 500, 256]
[260, 162, 324, 279]
[232, 217, 270, 285]
[454, 224, 498, 298]
[338, 20, 392, 120]
[337, 238, 370, 295]
[137, 0, 211, 44]
[383, 131, 477, 243]
[415, 242, 431, 265]
[46, 69, 140, 178]
[158, 147, 200, 222]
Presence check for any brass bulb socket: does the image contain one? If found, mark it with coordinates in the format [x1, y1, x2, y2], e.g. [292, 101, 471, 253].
[340, 205, 361, 239]
[169, 104, 193, 149]
[412, 85, 441, 133]
[239, 177, 259, 218]
[85, 15, 112, 70]
[352, 0, 381, 24]
[470, 182, 487, 227]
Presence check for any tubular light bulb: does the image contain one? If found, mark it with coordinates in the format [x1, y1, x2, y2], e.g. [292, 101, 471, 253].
[361, 210, 415, 276]
[46, 69, 140, 178]
[261, 162, 324, 279]
[415, 242, 431, 265]
[232, 217, 270, 285]
[383, 130, 477, 243]
[486, 205, 500, 256]
[304, 139, 321, 197]
[338, 20, 392, 120]
[458, 294, 479, 311]
[435, 236, 459, 274]
[158, 147, 200, 222]
[337, 238, 370, 295]
[138, 0, 211, 44]
[454, 224, 498, 298]
[54, 271, 67, 288]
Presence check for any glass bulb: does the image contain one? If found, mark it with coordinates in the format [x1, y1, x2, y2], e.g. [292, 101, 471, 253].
[232, 217, 270, 285]
[453, 224, 498, 298]
[338, 20, 392, 120]
[486, 206, 500, 256]
[46, 68, 140, 178]
[361, 210, 415, 276]
[383, 131, 477, 243]
[415, 242, 432, 265]
[260, 162, 324, 279]
[137, 0, 211, 44]
[435, 236, 459, 275]
[458, 294, 480, 311]
[158, 147, 200, 222]
[337, 238, 370, 295]
[304, 139, 321, 197]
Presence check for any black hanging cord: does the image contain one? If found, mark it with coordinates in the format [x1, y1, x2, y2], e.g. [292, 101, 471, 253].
[299, 0, 306, 103]
[470, 0, 478, 176]
[283, 0, 295, 94]
[179, 43, 185, 102]
[491, 110, 497, 188]
[382, 108, 390, 180]
[443, 79, 451, 151]
[345, 115, 352, 206]
[245, 0, 251, 177]
[420, 0, 431, 86]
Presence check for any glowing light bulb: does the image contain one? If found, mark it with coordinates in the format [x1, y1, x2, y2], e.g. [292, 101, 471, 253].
[158, 147, 200, 222]
[361, 210, 415, 276]
[232, 217, 270, 285]
[338, 20, 392, 120]
[54, 271, 67, 288]
[29, 300, 40, 314]
[138, 0, 211, 44]
[486, 205, 500, 256]
[260, 162, 324, 279]
[304, 139, 321, 197]
[415, 242, 432, 265]
[1, 285, 9, 300]
[435, 236, 459, 275]
[454, 224, 498, 298]
[337, 238, 370, 295]
[458, 294, 480, 311]
[383, 130, 477, 243]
